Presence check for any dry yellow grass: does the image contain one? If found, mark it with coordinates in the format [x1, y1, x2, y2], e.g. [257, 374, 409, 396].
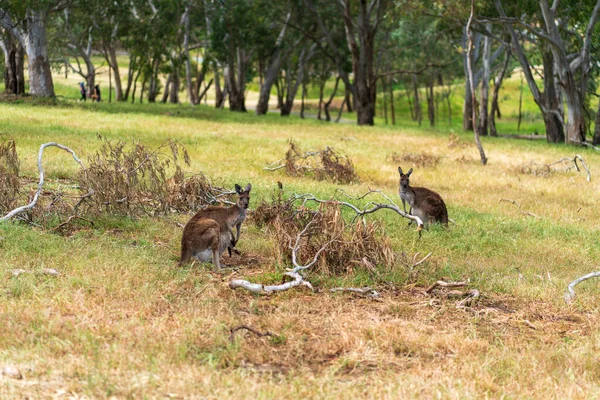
[1, 96, 600, 398]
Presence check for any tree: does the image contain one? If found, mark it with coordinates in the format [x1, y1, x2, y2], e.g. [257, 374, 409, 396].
[0, 1, 64, 96]
[0, 28, 25, 94]
[305, 0, 393, 126]
[490, 0, 600, 144]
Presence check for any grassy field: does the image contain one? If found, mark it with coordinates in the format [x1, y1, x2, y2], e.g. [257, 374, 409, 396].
[1, 70, 600, 398]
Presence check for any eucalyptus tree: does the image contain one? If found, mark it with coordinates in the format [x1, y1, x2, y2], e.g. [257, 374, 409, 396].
[485, 0, 600, 144]
[0, 28, 24, 94]
[0, 0, 69, 96]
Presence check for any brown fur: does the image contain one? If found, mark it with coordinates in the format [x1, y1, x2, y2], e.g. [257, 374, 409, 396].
[398, 167, 448, 226]
[179, 183, 251, 271]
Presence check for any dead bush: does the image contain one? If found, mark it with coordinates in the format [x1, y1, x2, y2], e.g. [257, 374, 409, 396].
[270, 141, 359, 184]
[518, 161, 552, 177]
[388, 152, 440, 168]
[0, 137, 20, 214]
[254, 193, 395, 275]
[447, 134, 469, 148]
[78, 136, 227, 217]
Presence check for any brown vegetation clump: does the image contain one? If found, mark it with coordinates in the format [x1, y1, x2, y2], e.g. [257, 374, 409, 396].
[78, 136, 227, 217]
[0, 137, 20, 214]
[253, 193, 394, 275]
[283, 141, 359, 184]
[517, 161, 552, 177]
[388, 152, 440, 168]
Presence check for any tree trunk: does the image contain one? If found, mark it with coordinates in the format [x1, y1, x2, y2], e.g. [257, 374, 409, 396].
[148, 57, 161, 103]
[489, 48, 510, 137]
[345, 87, 353, 112]
[317, 81, 325, 120]
[123, 55, 137, 102]
[182, 5, 196, 105]
[0, 34, 24, 94]
[106, 45, 123, 101]
[466, 0, 487, 165]
[478, 25, 491, 136]
[382, 78, 388, 125]
[324, 76, 341, 121]
[24, 8, 54, 97]
[389, 81, 396, 125]
[412, 74, 422, 126]
[594, 99, 600, 145]
[426, 76, 434, 127]
[256, 51, 282, 115]
[162, 74, 172, 103]
[214, 63, 224, 108]
[300, 81, 306, 119]
[169, 67, 180, 104]
[541, 44, 564, 143]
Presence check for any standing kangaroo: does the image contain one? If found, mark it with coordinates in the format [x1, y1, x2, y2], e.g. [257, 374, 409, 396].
[398, 167, 448, 226]
[179, 184, 251, 270]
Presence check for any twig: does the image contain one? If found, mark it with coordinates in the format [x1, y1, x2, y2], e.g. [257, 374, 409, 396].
[411, 252, 432, 269]
[53, 215, 95, 231]
[425, 279, 470, 294]
[499, 198, 540, 218]
[456, 289, 480, 308]
[1, 143, 86, 221]
[565, 271, 600, 304]
[229, 325, 274, 343]
[330, 286, 380, 297]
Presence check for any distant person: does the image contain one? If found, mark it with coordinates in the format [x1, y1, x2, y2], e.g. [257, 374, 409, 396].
[78, 82, 86, 102]
[93, 84, 101, 102]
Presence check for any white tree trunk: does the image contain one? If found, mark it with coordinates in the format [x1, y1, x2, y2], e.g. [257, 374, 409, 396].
[25, 8, 55, 97]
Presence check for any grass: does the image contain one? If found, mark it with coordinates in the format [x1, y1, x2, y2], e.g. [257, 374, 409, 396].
[1, 68, 600, 398]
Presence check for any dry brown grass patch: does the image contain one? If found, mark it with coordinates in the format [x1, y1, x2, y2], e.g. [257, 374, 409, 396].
[0, 137, 20, 214]
[388, 152, 440, 168]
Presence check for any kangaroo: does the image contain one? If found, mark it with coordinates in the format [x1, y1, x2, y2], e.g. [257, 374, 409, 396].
[398, 167, 448, 226]
[179, 183, 251, 271]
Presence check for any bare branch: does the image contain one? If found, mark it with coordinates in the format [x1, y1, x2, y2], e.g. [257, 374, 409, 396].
[1, 143, 86, 222]
[229, 271, 314, 294]
[229, 325, 274, 343]
[499, 198, 540, 218]
[330, 286, 380, 297]
[565, 271, 600, 303]
[425, 280, 470, 294]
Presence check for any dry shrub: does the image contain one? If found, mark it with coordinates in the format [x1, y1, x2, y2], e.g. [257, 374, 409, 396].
[283, 141, 359, 184]
[79, 136, 226, 217]
[517, 161, 552, 177]
[0, 137, 20, 213]
[447, 134, 469, 148]
[253, 194, 394, 275]
[388, 152, 440, 168]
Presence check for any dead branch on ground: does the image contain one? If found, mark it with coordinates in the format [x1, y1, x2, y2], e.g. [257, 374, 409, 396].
[1, 143, 86, 222]
[547, 155, 590, 182]
[229, 215, 334, 294]
[53, 215, 95, 232]
[330, 287, 380, 297]
[519, 155, 591, 181]
[229, 325, 274, 343]
[499, 198, 540, 218]
[425, 279, 470, 294]
[565, 271, 600, 304]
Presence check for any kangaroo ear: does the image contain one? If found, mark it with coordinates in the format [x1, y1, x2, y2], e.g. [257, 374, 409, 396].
[244, 183, 252, 192]
[398, 166, 403, 175]
[407, 168, 413, 176]
[235, 184, 242, 194]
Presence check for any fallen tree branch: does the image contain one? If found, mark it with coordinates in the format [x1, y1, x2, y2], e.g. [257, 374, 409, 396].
[456, 289, 480, 308]
[565, 271, 600, 304]
[330, 286, 380, 297]
[425, 279, 470, 294]
[1, 143, 86, 221]
[548, 155, 591, 182]
[499, 198, 540, 218]
[53, 215, 95, 232]
[229, 211, 332, 294]
[229, 325, 274, 343]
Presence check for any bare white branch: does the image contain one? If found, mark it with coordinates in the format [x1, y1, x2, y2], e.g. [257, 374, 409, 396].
[1, 143, 86, 222]
[565, 271, 600, 304]
[330, 286, 380, 297]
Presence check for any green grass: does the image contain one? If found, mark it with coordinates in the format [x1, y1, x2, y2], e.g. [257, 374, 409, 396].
[1, 66, 600, 398]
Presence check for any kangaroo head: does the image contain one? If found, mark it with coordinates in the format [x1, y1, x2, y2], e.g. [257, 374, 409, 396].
[398, 166, 413, 190]
[234, 183, 252, 209]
